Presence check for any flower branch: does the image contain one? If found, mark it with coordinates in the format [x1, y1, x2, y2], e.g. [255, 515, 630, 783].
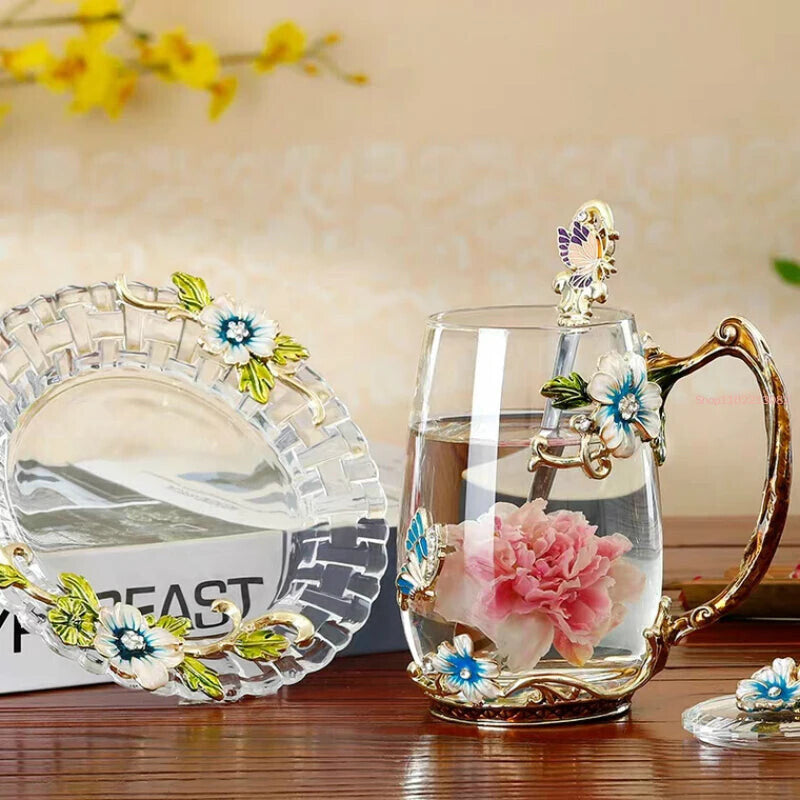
[0, 540, 314, 700]
[0, 0, 367, 121]
[115, 272, 327, 424]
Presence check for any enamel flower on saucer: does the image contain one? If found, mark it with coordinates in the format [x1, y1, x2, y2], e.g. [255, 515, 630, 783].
[736, 657, 800, 713]
[199, 296, 280, 367]
[0, 543, 313, 702]
[116, 272, 325, 421]
[95, 603, 184, 691]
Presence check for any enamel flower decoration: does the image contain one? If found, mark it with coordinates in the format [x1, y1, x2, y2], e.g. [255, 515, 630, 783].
[736, 658, 800, 713]
[587, 352, 662, 458]
[47, 596, 98, 647]
[199, 296, 278, 366]
[427, 634, 501, 704]
[94, 603, 184, 691]
[116, 272, 315, 411]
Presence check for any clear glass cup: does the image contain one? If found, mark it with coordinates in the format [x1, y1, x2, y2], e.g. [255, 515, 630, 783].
[398, 305, 790, 724]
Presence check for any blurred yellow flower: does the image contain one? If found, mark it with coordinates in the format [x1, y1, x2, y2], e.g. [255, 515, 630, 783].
[140, 29, 219, 89]
[103, 69, 137, 118]
[0, 104, 10, 124]
[40, 37, 135, 118]
[79, 0, 121, 44]
[2, 41, 53, 79]
[254, 21, 306, 72]
[207, 76, 237, 120]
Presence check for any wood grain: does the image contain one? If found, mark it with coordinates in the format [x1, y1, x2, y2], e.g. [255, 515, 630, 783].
[1, 517, 800, 799]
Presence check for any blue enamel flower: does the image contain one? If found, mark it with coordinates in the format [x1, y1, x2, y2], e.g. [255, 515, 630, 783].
[428, 634, 500, 704]
[199, 296, 278, 366]
[94, 603, 184, 691]
[588, 351, 662, 458]
[737, 657, 800, 713]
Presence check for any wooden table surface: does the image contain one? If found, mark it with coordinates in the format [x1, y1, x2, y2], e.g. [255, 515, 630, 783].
[3, 516, 800, 799]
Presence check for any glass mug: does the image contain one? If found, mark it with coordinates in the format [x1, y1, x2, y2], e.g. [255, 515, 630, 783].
[397, 306, 791, 725]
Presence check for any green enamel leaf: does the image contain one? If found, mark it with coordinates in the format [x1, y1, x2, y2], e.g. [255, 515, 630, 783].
[774, 258, 800, 286]
[239, 359, 275, 404]
[176, 656, 224, 700]
[48, 596, 97, 647]
[151, 614, 192, 637]
[171, 271, 212, 312]
[540, 372, 591, 410]
[271, 334, 309, 366]
[59, 573, 100, 611]
[0, 564, 28, 589]
[233, 629, 289, 661]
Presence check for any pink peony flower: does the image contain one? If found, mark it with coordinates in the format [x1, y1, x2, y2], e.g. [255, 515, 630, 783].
[434, 499, 644, 671]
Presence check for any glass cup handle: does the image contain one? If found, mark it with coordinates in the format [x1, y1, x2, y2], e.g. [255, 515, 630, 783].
[646, 316, 792, 646]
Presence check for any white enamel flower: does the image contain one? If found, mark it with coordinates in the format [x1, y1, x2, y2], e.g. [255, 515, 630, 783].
[587, 351, 662, 458]
[736, 657, 800, 713]
[94, 603, 184, 691]
[428, 633, 500, 704]
[199, 296, 278, 366]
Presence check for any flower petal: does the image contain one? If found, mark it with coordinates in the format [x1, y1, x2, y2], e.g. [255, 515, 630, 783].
[246, 333, 276, 358]
[751, 666, 779, 686]
[118, 603, 144, 633]
[636, 408, 661, 440]
[474, 657, 500, 679]
[772, 657, 797, 683]
[599, 416, 625, 451]
[638, 381, 662, 412]
[109, 654, 136, 679]
[473, 677, 500, 700]
[587, 371, 621, 405]
[627, 353, 648, 390]
[94, 631, 120, 658]
[613, 425, 637, 458]
[595, 352, 628, 385]
[199, 295, 235, 327]
[490, 612, 554, 673]
[459, 679, 484, 704]
[200, 327, 227, 354]
[132, 655, 170, 691]
[452, 633, 474, 658]
[440, 674, 463, 695]
[221, 342, 251, 365]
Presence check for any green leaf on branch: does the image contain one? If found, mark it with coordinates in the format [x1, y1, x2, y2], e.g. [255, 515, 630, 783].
[233, 629, 290, 661]
[59, 573, 100, 611]
[540, 372, 591, 409]
[0, 564, 28, 589]
[171, 271, 212, 312]
[239, 358, 275, 404]
[150, 614, 192, 637]
[774, 258, 800, 286]
[176, 656, 225, 700]
[271, 334, 309, 366]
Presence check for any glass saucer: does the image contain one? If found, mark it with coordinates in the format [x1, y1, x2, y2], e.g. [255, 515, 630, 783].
[683, 695, 800, 749]
[0, 278, 387, 702]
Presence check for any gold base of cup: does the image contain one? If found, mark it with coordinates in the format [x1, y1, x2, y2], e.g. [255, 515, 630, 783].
[429, 697, 631, 727]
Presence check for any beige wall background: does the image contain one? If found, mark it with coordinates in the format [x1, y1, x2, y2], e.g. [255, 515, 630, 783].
[0, 0, 798, 515]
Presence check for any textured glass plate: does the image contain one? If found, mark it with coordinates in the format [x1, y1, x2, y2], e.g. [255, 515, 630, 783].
[0, 281, 387, 701]
[683, 695, 800, 749]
